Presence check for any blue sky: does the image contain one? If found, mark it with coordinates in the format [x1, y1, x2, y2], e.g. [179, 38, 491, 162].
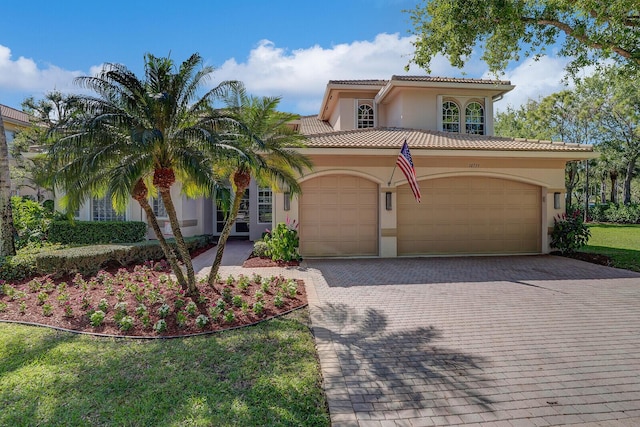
[0, 0, 572, 115]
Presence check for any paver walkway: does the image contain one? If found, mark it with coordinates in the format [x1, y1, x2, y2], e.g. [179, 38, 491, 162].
[194, 244, 640, 426]
[303, 256, 640, 427]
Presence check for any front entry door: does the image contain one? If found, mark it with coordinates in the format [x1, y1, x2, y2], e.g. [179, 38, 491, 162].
[216, 189, 250, 237]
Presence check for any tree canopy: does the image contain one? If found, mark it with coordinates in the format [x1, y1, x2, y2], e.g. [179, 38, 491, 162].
[406, 0, 640, 75]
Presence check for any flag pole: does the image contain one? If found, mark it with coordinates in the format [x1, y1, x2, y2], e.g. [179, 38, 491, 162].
[387, 139, 405, 186]
[387, 164, 397, 186]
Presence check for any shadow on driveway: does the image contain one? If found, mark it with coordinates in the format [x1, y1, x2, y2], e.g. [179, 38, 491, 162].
[313, 303, 494, 416]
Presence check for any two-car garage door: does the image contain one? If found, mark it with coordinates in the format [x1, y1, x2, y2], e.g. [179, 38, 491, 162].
[397, 176, 541, 255]
[299, 174, 541, 257]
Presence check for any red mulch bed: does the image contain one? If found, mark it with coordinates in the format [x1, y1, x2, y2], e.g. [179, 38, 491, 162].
[0, 248, 306, 338]
[552, 251, 614, 267]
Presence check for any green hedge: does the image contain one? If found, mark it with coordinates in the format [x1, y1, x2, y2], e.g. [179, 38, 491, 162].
[586, 203, 640, 224]
[48, 221, 148, 244]
[0, 235, 214, 279]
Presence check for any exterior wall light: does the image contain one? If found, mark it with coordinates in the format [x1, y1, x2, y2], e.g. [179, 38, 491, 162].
[554, 192, 561, 210]
[385, 192, 392, 210]
[284, 192, 291, 211]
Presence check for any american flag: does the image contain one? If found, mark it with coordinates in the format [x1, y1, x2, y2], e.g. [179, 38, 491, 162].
[396, 141, 421, 202]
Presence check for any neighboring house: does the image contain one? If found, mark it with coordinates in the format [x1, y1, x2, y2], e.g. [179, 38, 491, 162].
[276, 76, 596, 257]
[0, 104, 49, 200]
[68, 75, 596, 256]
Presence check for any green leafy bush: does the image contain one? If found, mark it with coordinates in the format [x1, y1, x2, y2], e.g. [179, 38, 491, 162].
[551, 211, 591, 254]
[587, 203, 640, 224]
[48, 220, 148, 244]
[11, 196, 55, 249]
[263, 220, 301, 262]
[252, 241, 269, 258]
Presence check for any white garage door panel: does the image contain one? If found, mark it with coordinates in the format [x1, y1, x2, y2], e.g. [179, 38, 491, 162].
[398, 176, 541, 255]
[300, 175, 378, 257]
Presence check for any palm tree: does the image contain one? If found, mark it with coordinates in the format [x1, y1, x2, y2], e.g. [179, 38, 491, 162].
[0, 110, 16, 256]
[50, 53, 240, 295]
[207, 87, 312, 284]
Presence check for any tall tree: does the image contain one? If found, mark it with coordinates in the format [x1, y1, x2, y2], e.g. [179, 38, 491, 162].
[0, 109, 16, 256]
[11, 91, 74, 200]
[577, 67, 640, 204]
[406, 0, 640, 76]
[50, 53, 240, 294]
[207, 86, 312, 285]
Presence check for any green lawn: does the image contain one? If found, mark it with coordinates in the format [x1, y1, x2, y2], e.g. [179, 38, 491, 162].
[0, 309, 329, 427]
[583, 223, 640, 272]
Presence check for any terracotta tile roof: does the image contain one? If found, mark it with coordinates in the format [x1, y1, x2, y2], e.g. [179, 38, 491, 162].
[327, 79, 388, 86]
[326, 76, 512, 86]
[0, 104, 32, 125]
[299, 117, 593, 152]
[390, 75, 511, 85]
[299, 115, 334, 134]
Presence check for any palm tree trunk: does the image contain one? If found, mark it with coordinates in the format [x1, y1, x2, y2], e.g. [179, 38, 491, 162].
[0, 113, 15, 257]
[137, 199, 189, 290]
[207, 187, 245, 286]
[159, 188, 198, 295]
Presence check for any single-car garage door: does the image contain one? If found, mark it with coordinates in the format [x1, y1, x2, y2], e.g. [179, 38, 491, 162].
[397, 176, 541, 255]
[299, 175, 378, 257]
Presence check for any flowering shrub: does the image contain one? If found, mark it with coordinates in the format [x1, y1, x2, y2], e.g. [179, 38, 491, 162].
[263, 218, 301, 262]
[550, 211, 591, 254]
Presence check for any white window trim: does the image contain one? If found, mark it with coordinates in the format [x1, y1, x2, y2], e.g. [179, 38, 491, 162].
[439, 95, 488, 135]
[355, 99, 376, 129]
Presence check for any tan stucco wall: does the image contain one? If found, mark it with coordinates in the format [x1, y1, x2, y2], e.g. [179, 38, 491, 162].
[275, 151, 575, 256]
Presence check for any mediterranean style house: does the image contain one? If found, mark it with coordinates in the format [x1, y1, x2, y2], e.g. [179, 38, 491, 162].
[69, 76, 596, 257]
[1, 104, 48, 200]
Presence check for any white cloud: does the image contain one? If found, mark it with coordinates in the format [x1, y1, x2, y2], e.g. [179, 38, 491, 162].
[0, 45, 84, 99]
[490, 56, 572, 113]
[213, 33, 461, 114]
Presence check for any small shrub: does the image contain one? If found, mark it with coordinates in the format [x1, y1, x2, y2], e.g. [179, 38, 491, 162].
[135, 304, 148, 317]
[176, 311, 188, 328]
[42, 303, 53, 317]
[19, 301, 27, 314]
[551, 211, 591, 254]
[63, 302, 73, 317]
[215, 298, 226, 310]
[118, 316, 135, 331]
[232, 295, 243, 307]
[222, 286, 232, 301]
[90, 310, 106, 327]
[153, 319, 167, 333]
[208, 306, 222, 323]
[263, 219, 301, 262]
[36, 292, 48, 305]
[252, 241, 269, 258]
[97, 298, 109, 312]
[253, 301, 265, 315]
[157, 303, 171, 318]
[223, 310, 235, 323]
[0, 302, 7, 312]
[195, 314, 209, 329]
[274, 293, 284, 308]
[185, 301, 198, 316]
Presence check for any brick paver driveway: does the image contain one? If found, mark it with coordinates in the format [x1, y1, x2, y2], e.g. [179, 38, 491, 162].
[303, 255, 640, 427]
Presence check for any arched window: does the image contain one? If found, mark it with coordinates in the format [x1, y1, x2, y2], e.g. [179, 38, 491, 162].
[442, 101, 460, 133]
[357, 101, 375, 129]
[465, 102, 485, 135]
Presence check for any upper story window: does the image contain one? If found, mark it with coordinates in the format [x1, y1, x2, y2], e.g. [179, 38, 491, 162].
[152, 196, 168, 218]
[92, 193, 125, 221]
[357, 100, 375, 129]
[465, 102, 485, 135]
[442, 101, 460, 133]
